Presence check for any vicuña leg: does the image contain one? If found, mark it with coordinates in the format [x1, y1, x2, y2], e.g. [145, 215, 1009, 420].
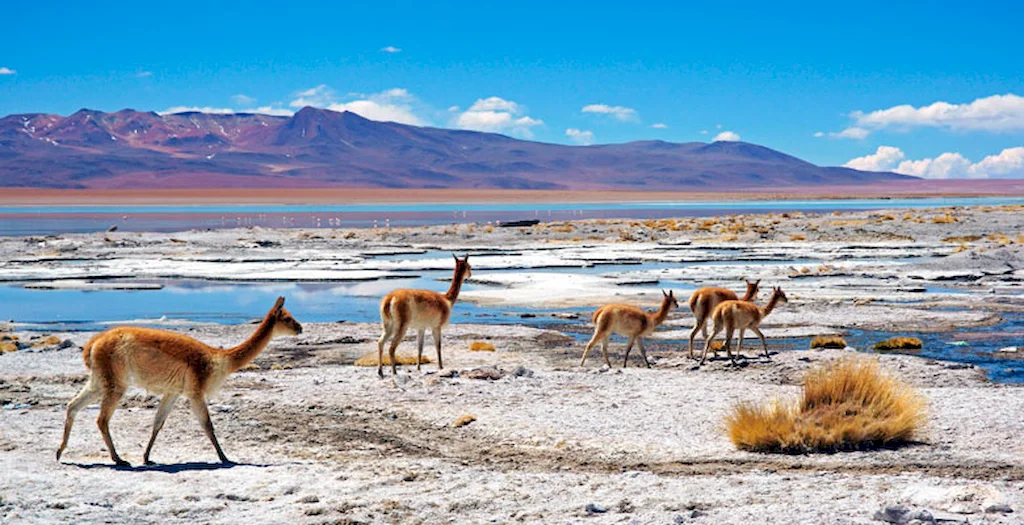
[190, 396, 230, 463]
[688, 319, 704, 359]
[737, 329, 745, 359]
[753, 327, 770, 359]
[432, 327, 443, 370]
[96, 387, 128, 466]
[415, 329, 425, 371]
[638, 338, 651, 369]
[388, 322, 409, 376]
[622, 335, 637, 368]
[723, 327, 737, 363]
[700, 327, 724, 365]
[376, 323, 393, 378]
[143, 393, 179, 465]
[56, 382, 98, 461]
[581, 328, 605, 366]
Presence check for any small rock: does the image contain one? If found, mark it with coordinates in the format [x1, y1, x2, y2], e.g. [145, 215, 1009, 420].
[616, 499, 635, 513]
[673, 514, 687, 524]
[997, 346, 1019, 353]
[874, 504, 911, 523]
[106, 225, 118, 232]
[985, 503, 1013, 513]
[689, 510, 707, 519]
[463, 366, 504, 380]
[297, 495, 319, 504]
[512, 365, 534, 378]
[439, 369, 460, 378]
[584, 503, 607, 515]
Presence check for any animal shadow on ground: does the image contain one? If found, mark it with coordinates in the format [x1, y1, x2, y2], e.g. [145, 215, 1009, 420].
[63, 460, 278, 473]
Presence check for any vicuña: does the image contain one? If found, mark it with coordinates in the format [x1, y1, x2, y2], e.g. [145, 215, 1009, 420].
[700, 286, 787, 365]
[56, 297, 302, 466]
[376, 254, 471, 377]
[581, 289, 679, 368]
[688, 279, 760, 358]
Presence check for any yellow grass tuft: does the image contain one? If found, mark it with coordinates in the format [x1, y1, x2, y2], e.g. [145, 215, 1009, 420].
[33, 335, 62, 348]
[789, 233, 807, 241]
[941, 234, 981, 243]
[453, 414, 477, 428]
[873, 337, 923, 352]
[987, 232, 1012, 244]
[809, 335, 847, 350]
[708, 341, 726, 351]
[725, 357, 926, 453]
[931, 213, 957, 224]
[469, 341, 496, 352]
[0, 342, 17, 353]
[353, 352, 433, 367]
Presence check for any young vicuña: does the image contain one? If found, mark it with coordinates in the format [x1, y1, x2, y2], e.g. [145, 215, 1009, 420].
[688, 279, 760, 358]
[701, 286, 787, 365]
[376, 254, 471, 377]
[581, 289, 680, 368]
[56, 297, 302, 466]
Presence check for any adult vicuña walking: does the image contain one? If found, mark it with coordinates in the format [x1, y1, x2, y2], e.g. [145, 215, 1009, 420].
[376, 254, 471, 377]
[581, 289, 679, 368]
[56, 297, 302, 466]
[688, 279, 760, 358]
[700, 287, 788, 365]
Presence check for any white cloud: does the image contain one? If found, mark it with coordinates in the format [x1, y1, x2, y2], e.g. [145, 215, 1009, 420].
[289, 86, 426, 125]
[712, 131, 740, 142]
[245, 106, 293, 117]
[447, 105, 460, 112]
[842, 146, 906, 172]
[232, 94, 256, 106]
[844, 145, 1024, 179]
[581, 104, 638, 122]
[289, 85, 336, 108]
[381, 46, 402, 53]
[135, 71, 153, 78]
[651, 123, 668, 129]
[565, 128, 595, 145]
[816, 127, 869, 140]
[851, 93, 1024, 133]
[455, 96, 542, 137]
[0, 67, 16, 75]
[699, 129, 708, 135]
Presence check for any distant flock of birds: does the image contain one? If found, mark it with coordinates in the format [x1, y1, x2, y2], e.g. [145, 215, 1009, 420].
[56, 254, 787, 466]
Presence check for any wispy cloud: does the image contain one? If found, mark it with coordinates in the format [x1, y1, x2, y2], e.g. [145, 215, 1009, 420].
[844, 145, 1024, 179]
[814, 127, 869, 140]
[135, 70, 153, 78]
[159, 105, 292, 117]
[288, 86, 425, 125]
[712, 130, 740, 142]
[565, 128, 595, 145]
[0, 67, 16, 76]
[454, 96, 543, 137]
[232, 94, 256, 106]
[651, 123, 668, 129]
[581, 104, 638, 122]
[380, 46, 402, 53]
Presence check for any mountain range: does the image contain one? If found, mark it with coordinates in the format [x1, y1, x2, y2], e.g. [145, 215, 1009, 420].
[0, 107, 913, 190]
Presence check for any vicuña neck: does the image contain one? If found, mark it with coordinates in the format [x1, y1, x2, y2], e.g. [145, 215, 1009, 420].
[649, 298, 673, 326]
[224, 312, 277, 372]
[760, 293, 782, 318]
[445, 266, 467, 304]
[741, 285, 758, 301]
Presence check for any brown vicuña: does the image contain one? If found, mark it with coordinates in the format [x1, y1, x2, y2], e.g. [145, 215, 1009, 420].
[688, 279, 760, 358]
[56, 297, 302, 466]
[376, 254, 471, 377]
[701, 286, 787, 365]
[581, 289, 679, 369]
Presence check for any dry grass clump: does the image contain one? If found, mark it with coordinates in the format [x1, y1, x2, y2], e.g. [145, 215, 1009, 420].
[987, 232, 1013, 244]
[354, 353, 433, 367]
[453, 414, 477, 428]
[546, 223, 575, 233]
[809, 335, 847, 350]
[0, 342, 17, 353]
[942, 234, 982, 243]
[469, 341, 496, 352]
[873, 337, 923, 352]
[931, 213, 957, 224]
[725, 357, 926, 453]
[789, 233, 807, 241]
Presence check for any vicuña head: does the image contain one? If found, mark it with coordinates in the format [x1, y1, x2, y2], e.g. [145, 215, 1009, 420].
[687, 279, 760, 358]
[700, 286, 787, 365]
[56, 296, 302, 466]
[581, 289, 679, 369]
[376, 254, 472, 377]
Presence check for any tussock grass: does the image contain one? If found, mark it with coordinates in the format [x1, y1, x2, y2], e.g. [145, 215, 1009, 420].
[873, 337, 923, 352]
[453, 414, 477, 428]
[469, 341, 496, 352]
[0, 342, 17, 353]
[941, 234, 982, 243]
[789, 233, 807, 241]
[354, 353, 433, 367]
[809, 335, 847, 349]
[725, 357, 926, 453]
[931, 213, 957, 224]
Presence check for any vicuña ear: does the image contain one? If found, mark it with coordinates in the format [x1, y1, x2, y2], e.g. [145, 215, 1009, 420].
[452, 253, 458, 262]
[662, 289, 668, 297]
[462, 254, 470, 262]
[272, 296, 285, 314]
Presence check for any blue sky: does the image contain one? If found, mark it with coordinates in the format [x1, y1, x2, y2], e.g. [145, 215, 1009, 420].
[2, 1, 1023, 177]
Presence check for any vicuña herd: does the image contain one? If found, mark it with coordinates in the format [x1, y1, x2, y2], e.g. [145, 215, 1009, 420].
[57, 253, 788, 465]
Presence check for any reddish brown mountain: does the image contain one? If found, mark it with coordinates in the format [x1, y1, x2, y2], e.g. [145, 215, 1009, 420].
[0, 107, 913, 189]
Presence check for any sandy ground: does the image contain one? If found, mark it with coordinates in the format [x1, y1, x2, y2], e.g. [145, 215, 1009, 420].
[2, 204, 1023, 523]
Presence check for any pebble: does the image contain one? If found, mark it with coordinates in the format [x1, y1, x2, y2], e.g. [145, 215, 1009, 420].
[584, 503, 607, 514]
[985, 503, 1013, 513]
[512, 365, 534, 378]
